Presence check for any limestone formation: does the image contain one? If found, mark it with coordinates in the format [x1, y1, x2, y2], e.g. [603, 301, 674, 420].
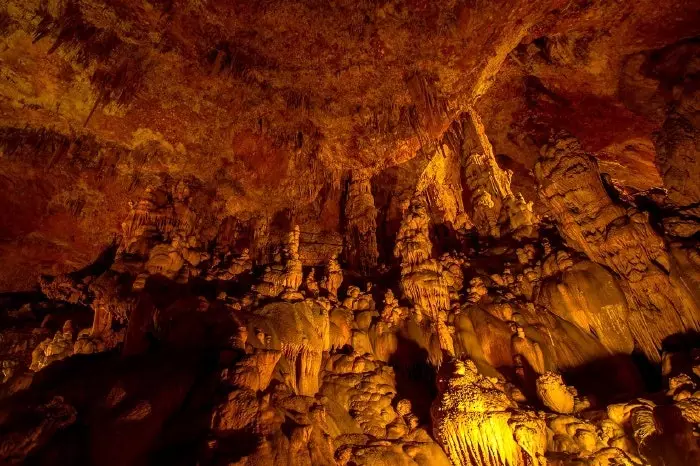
[256, 226, 304, 298]
[511, 325, 545, 376]
[394, 199, 454, 361]
[321, 254, 344, 300]
[207, 248, 253, 281]
[343, 172, 379, 271]
[536, 372, 575, 414]
[303, 268, 320, 297]
[0, 4, 699, 465]
[536, 134, 700, 361]
[38, 274, 86, 304]
[250, 300, 329, 396]
[431, 359, 547, 466]
[452, 108, 536, 238]
[30, 321, 75, 372]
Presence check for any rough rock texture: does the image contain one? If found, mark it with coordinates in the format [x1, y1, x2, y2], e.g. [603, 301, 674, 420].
[446, 109, 536, 238]
[1, 1, 700, 466]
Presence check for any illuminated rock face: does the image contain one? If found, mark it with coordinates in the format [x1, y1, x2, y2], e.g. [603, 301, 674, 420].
[536, 372, 575, 414]
[1, 2, 700, 465]
[9, 125, 700, 464]
[536, 134, 700, 361]
[459, 110, 515, 238]
[446, 109, 537, 239]
[431, 360, 547, 466]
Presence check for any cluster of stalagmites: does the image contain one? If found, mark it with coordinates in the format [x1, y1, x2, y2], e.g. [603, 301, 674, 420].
[431, 356, 700, 466]
[0, 105, 699, 466]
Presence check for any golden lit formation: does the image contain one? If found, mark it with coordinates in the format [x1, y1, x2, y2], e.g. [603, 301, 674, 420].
[0, 0, 699, 465]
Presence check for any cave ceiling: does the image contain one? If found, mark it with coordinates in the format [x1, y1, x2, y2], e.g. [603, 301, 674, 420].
[0, 1, 699, 286]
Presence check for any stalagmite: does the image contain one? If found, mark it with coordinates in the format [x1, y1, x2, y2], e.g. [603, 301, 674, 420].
[2, 5, 700, 465]
[321, 254, 343, 300]
[251, 300, 330, 396]
[431, 359, 546, 466]
[511, 324, 545, 375]
[343, 171, 379, 271]
[256, 225, 304, 298]
[394, 198, 454, 361]
[536, 372, 575, 414]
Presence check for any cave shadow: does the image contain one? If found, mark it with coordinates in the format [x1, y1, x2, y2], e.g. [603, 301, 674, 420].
[662, 330, 700, 352]
[521, 329, 700, 406]
[9, 344, 227, 466]
[559, 352, 652, 403]
[429, 223, 463, 257]
[559, 350, 667, 404]
[660, 331, 700, 379]
[71, 242, 118, 280]
[388, 335, 436, 426]
[641, 404, 700, 466]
